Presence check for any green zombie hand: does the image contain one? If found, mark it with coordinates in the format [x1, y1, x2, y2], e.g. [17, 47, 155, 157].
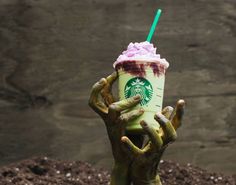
[89, 72, 144, 185]
[89, 72, 185, 185]
[121, 100, 185, 185]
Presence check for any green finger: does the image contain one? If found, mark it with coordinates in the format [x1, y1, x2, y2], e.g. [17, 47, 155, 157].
[121, 136, 144, 157]
[89, 78, 107, 114]
[90, 78, 107, 98]
[106, 71, 118, 85]
[162, 106, 174, 120]
[140, 121, 163, 152]
[154, 113, 177, 143]
[119, 109, 144, 123]
[109, 95, 141, 113]
[171, 99, 185, 130]
[101, 72, 118, 106]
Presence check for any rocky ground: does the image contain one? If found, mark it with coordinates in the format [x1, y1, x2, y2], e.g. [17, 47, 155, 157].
[0, 157, 235, 185]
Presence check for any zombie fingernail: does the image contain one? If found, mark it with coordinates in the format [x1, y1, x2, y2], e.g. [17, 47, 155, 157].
[99, 78, 106, 84]
[140, 120, 147, 127]
[178, 99, 185, 106]
[155, 113, 162, 119]
[134, 95, 141, 100]
[139, 108, 145, 113]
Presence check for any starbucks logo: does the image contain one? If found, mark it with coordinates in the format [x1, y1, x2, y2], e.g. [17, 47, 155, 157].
[124, 77, 153, 106]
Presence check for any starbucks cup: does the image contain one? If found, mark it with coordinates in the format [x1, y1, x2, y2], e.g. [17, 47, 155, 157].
[114, 60, 167, 134]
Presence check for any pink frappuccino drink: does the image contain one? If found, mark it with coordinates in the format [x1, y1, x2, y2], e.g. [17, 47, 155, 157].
[113, 41, 169, 134]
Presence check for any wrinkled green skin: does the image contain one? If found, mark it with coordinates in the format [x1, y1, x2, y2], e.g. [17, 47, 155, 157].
[89, 72, 185, 185]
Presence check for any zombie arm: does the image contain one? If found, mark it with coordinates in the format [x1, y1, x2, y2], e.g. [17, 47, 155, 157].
[121, 100, 185, 185]
[88, 72, 144, 185]
[89, 72, 185, 185]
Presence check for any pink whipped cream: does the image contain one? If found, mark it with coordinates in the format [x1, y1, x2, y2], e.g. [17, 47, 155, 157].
[113, 41, 169, 69]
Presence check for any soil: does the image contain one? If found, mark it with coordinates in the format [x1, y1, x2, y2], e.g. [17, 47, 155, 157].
[0, 157, 235, 185]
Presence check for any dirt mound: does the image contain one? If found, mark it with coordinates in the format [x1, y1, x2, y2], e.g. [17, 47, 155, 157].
[0, 157, 235, 185]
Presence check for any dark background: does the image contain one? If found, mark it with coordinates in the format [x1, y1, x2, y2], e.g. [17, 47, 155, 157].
[0, 0, 235, 174]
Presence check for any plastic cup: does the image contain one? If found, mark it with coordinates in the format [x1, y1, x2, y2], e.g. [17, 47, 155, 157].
[115, 60, 166, 134]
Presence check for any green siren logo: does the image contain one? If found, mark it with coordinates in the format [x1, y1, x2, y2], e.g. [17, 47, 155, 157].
[124, 77, 153, 106]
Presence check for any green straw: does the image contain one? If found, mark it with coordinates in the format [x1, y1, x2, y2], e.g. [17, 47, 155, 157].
[146, 9, 162, 42]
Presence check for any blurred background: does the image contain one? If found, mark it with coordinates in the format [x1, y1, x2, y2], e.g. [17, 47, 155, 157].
[0, 0, 235, 175]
